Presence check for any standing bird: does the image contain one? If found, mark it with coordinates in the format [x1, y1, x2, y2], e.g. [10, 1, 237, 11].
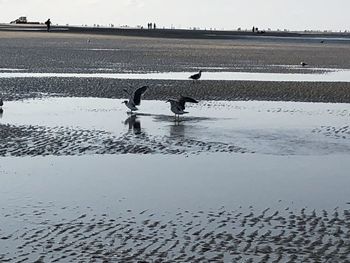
[0, 98, 3, 117]
[189, 70, 202, 81]
[166, 96, 198, 121]
[122, 86, 148, 113]
[300, 62, 308, 67]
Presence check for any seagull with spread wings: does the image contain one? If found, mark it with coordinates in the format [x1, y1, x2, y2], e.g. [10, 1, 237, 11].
[122, 86, 148, 112]
[166, 96, 199, 120]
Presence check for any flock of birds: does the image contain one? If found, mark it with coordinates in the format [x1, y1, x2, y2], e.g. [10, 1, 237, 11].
[122, 70, 202, 120]
[0, 70, 203, 120]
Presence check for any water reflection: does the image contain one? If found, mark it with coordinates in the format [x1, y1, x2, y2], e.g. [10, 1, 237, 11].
[124, 114, 142, 134]
[169, 122, 186, 137]
[0, 108, 3, 119]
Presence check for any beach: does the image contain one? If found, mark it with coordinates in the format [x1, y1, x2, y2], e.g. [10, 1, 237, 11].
[0, 29, 350, 262]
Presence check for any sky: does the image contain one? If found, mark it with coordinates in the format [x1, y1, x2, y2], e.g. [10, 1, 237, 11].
[0, 0, 349, 31]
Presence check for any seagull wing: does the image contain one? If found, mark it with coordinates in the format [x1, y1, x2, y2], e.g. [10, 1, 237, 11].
[178, 96, 198, 110]
[133, 86, 148, 105]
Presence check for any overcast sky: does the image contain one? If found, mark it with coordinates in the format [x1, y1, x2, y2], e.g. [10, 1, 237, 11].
[0, 0, 349, 31]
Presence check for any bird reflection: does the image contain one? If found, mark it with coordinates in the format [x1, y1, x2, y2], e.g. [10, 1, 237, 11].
[0, 108, 3, 119]
[124, 114, 142, 134]
[169, 122, 186, 137]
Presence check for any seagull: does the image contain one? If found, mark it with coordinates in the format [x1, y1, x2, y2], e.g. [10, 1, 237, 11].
[189, 70, 202, 81]
[300, 62, 308, 67]
[122, 86, 148, 112]
[166, 96, 198, 120]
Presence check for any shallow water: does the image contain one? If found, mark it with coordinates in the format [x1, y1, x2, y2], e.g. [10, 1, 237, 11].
[1, 69, 350, 82]
[1, 98, 350, 155]
[1, 98, 350, 262]
[1, 154, 350, 262]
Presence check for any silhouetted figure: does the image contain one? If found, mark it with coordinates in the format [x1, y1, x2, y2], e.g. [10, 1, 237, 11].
[252, 26, 255, 32]
[122, 86, 149, 113]
[153, 23, 156, 30]
[189, 70, 202, 81]
[45, 19, 51, 32]
[166, 96, 199, 121]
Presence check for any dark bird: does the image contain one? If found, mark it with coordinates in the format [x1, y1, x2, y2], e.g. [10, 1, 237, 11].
[300, 62, 308, 67]
[189, 70, 202, 81]
[122, 86, 148, 112]
[166, 96, 198, 120]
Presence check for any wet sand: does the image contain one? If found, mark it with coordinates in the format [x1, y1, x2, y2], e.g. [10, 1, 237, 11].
[1, 32, 350, 262]
[1, 30, 350, 104]
[1, 31, 350, 74]
[2, 78, 350, 103]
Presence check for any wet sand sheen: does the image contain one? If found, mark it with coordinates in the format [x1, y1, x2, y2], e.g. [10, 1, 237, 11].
[0, 155, 350, 262]
[1, 69, 350, 82]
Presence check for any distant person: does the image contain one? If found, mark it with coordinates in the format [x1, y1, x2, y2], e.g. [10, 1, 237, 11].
[45, 19, 51, 32]
[252, 26, 255, 32]
[153, 23, 156, 30]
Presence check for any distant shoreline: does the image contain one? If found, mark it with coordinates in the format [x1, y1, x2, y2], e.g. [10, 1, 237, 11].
[1, 23, 350, 41]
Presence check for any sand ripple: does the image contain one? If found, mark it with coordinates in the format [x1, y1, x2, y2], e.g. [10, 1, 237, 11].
[0, 124, 249, 156]
[1, 205, 350, 262]
[313, 125, 350, 140]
